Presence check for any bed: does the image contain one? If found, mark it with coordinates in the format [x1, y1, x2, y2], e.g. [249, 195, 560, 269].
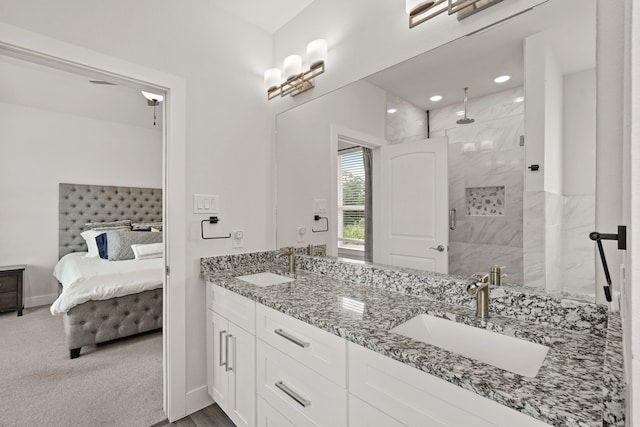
[52, 183, 164, 359]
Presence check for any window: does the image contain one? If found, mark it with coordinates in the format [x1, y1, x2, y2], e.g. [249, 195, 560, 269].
[338, 148, 365, 252]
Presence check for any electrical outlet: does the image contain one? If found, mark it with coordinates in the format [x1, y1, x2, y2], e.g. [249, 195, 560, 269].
[297, 227, 307, 243]
[232, 229, 244, 248]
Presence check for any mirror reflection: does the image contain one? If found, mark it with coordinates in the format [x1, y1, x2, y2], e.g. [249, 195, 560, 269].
[276, 0, 596, 299]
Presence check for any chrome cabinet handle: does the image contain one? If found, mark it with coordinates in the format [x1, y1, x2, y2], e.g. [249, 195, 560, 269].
[430, 245, 446, 252]
[275, 381, 311, 408]
[219, 330, 227, 368]
[274, 328, 310, 348]
[449, 208, 456, 230]
[225, 334, 233, 372]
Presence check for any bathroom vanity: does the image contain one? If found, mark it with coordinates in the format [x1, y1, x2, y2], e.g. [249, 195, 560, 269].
[201, 251, 624, 427]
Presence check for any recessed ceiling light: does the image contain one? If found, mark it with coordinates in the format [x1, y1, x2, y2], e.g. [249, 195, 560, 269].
[513, 96, 525, 103]
[455, 110, 465, 116]
[494, 75, 511, 83]
[430, 95, 443, 102]
[387, 108, 398, 114]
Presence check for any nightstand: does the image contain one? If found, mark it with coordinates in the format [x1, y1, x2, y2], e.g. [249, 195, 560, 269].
[0, 265, 25, 316]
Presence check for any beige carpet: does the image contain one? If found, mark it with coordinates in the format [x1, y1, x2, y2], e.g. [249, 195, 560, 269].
[0, 306, 165, 427]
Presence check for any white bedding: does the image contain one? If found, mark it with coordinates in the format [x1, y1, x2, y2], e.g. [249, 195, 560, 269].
[51, 252, 163, 315]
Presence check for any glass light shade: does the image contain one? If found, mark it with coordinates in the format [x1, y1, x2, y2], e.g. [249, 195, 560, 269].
[141, 90, 164, 102]
[264, 68, 282, 90]
[283, 55, 302, 80]
[306, 39, 328, 69]
[406, 0, 434, 14]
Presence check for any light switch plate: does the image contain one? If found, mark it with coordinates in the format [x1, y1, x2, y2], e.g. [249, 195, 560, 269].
[194, 194, 219, 214]
[313, 198, 327, 214]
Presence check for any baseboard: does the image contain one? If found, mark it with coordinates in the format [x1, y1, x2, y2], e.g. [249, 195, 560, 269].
[185, 385, 214, 416]
[24, 293, 57, 308]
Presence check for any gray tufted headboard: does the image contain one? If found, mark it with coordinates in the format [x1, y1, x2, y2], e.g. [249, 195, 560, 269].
[59, 183, 163, 258]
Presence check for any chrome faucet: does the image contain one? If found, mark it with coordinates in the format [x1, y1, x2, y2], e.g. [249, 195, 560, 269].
[466, 273, 490, 319]
[276, 247, 296, 274]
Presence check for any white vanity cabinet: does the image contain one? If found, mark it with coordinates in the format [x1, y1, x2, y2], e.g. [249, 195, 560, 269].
[255, 304, 348, 426]
[348, 343, 552, 427]
[206, 283, 256, 427]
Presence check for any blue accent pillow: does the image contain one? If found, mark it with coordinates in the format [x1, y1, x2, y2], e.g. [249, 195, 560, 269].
[95, 233, 108, 259]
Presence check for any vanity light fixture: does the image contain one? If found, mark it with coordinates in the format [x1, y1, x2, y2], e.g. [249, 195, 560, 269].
[264, 39, 328, 100]
[494, 75, 511, 83]
[406, 0, 504, 28]
[430, 95, 443, 102]
[141, 91, 164, 126]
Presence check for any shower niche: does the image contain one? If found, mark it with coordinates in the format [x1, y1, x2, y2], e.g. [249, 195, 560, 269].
[466, 186, 506, 216]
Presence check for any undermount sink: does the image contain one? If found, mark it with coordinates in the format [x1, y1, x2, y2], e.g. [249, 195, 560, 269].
[390, 314, 549, 378]
[236, 272, 295, 287]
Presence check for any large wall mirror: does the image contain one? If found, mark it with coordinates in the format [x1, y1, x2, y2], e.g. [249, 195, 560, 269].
[276, 0, 596, 300]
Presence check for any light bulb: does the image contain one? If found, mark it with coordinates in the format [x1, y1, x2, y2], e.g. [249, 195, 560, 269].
[264, 68, 282, 91]
[306, 39, 327, 69]
[283, 55, 302, 80]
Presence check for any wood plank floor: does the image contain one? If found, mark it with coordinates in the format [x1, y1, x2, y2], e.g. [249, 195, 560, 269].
[154, 404, 235, 427]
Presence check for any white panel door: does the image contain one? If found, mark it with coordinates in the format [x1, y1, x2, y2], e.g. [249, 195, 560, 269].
[379, 138, 448, 273]
[228, 322, 256, 427]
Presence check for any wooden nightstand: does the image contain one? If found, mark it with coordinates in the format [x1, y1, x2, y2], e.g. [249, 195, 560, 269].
[0, 265, 25, 316]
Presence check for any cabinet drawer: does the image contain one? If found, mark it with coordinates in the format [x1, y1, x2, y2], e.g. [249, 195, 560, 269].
[349, 343, 552, 427]
[0, 291, 17, 310]
[257, 396, 296, 427]
[256, 304, 346, 387]
[0, 274, 18, 292]
[257, 340, 347, 427]
[349, 394, 405, 427]
[207, 283, 255, 334]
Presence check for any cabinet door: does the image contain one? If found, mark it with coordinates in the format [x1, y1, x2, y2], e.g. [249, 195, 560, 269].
[228, 322, 256, 427]
[208, 309, 230, 409]
[257, 396, 296, 427]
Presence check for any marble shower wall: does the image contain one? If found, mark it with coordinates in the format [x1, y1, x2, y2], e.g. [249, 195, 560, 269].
[386, 93, 426, 144]
[429, 87, 525, 284]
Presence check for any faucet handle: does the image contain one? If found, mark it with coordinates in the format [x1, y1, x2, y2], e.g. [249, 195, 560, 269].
[469, 272, 489, 283]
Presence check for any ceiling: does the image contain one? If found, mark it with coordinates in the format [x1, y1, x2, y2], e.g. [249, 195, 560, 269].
[365, 0, 596, 110]
[212, 0, 316, 33]
[0, 54, 162, 130]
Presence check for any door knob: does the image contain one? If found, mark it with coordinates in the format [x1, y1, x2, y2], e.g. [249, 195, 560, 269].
[430, 245, 446, 252]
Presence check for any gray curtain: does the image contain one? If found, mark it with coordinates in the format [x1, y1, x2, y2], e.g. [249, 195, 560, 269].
[363, 147, 373, 262]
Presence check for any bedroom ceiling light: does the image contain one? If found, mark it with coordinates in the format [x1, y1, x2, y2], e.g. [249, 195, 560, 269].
[406, 0, 503, 28]
[141, 91, 163, 126]
[264, 39, 328, 100]
[494, 75, 511, 83]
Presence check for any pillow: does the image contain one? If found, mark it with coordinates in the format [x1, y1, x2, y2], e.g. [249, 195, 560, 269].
[80, 230, 103, 257]
[131, 243, 163, 260]
[95, 233, 109, 259]
[84, 219, 132, 232]
[105, 230, 163, 261]
[132, 222, 162, 231]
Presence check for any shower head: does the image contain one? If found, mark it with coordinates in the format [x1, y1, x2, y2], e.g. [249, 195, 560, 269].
[456, 87, 475, 125]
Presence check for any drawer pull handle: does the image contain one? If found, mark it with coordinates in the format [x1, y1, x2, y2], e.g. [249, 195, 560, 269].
[275, 381, 311, 408]
[274, 328, 310, 348]
[219, 330, 227, 368]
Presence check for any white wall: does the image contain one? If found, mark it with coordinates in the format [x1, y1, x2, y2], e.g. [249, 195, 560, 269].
[276, 80, 386, 250]
[0, 102, 162, 306]
[0, 0, 272, 415]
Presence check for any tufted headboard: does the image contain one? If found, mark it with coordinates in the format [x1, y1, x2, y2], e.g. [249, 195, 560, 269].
[59, 183, 163, 258]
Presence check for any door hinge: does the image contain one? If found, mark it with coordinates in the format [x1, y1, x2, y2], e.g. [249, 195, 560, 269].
[165, 265, 170, 275]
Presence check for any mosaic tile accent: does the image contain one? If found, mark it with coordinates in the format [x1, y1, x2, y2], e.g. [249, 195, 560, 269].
[467, 186, 506, 216]
[200, 251, 623, 427]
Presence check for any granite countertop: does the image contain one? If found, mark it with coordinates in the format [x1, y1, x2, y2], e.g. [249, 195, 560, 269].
[201, 252, 624, 427]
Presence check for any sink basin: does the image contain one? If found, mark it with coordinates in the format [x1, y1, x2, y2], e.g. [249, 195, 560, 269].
[236, 272, 295, 287]
[390, 314, 549, 378]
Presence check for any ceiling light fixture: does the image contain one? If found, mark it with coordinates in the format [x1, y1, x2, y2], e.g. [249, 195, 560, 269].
[264, 39, 328, 100]
[406, 0, 504, 28]
[141, 91, 164, 126]
[494, 75, 511, 83]
[430, 95, 443, 102]
[513, 96, 525, 103]
[387, 108, 398, 114]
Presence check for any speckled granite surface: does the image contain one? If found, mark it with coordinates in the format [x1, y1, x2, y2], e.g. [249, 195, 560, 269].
[201, 251, 625, 427]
